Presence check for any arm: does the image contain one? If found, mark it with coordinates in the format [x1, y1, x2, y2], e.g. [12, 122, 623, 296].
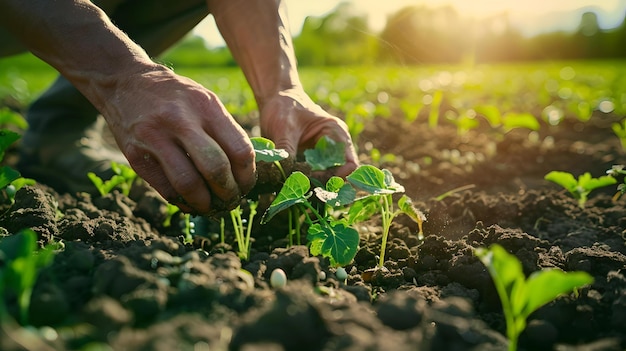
[0, 0, 256, 214]
[209, 0, 358, 177]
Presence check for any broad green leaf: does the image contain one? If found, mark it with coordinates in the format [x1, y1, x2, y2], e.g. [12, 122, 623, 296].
[346, 165, 396, 194]
[0, 130, 20, 160]
[304, 136, 346, 171]
[261, 171, 310, 223]
[307, 222, 359, 267]
[0, 166, 21, 189]
[578, 173, 616, 191]
[347, 197, 380, 224]
[250, 136, 289, 162]
[545, 171, 578, 194]
[518, 269, 593, 319]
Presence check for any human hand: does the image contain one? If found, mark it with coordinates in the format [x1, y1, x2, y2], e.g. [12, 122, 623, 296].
[100, 67, 256, 214]
[259, 89, 358, 179]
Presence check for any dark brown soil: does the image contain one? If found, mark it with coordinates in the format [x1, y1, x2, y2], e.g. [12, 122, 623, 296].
[1, 109, 626, 351]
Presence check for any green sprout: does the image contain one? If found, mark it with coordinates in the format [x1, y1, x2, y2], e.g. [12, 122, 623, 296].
[475, 244, 593, 351]
[346, 165, 425, 267]
[230, 200, 258, 260]
[605, 164, 626, 201]
[0, 229, 59, 325]
[544, 171, 616, 208]
[87, 161, 137, 196]
[261, 171, 359, 267]
[612, 119, 626, 150]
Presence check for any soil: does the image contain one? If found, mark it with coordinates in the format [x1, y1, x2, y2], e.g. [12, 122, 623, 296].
[1, 108, 626, 351]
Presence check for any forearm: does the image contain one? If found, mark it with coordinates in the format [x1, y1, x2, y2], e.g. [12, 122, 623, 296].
[208, 0, 302, 109]
[0, 0, 160, 111]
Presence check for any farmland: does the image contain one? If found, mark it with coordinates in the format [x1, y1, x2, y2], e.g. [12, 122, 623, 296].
[1, 52, 626, 350]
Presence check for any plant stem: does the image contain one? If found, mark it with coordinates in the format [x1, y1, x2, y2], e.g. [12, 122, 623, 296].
[243, 202, 257, 259]
[378, 194, 394, 267]
[230, 206, 248, 260]
[183, 214, 192, 244]
[220, 217, 225, 244]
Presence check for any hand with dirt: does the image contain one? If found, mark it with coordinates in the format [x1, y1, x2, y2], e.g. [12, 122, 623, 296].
[0, 0, 256, 214]
[100, 67, 256, 214]
[259, 88, 358, 178]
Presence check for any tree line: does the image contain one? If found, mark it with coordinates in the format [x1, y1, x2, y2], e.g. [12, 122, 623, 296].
[163, 3, 626, 67]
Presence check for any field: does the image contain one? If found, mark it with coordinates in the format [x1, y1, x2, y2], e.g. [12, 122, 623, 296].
[1, 54, 626, 351]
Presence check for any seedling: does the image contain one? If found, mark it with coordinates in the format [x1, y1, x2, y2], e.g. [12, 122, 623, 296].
[261, 171, 359, 267]
[229, 200, 258, 260]
[346, 165, 425, 266]
[544, 171, 616, 208]
[0, 229, 59, 325]
[605, 164, 626, 201]
[87, 161, 137, 196]
[612, 119, 626, 150]
[475, 244, 593, 351]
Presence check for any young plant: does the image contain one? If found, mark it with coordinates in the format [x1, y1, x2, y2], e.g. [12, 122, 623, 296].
[346, 165, 425, 267]
[229, 200, 258, 260]
[88, 161, 138, 196]
[606, 164, 626, 201]
[261, 171, 359, 267]
[0, 229, 59, 325]
[475, 244, 593, 351]
[544, 170, 616, 208]
[612, 119, 626, 150]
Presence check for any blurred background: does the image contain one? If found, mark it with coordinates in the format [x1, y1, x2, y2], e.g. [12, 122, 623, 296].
[185, 0, 626, 66]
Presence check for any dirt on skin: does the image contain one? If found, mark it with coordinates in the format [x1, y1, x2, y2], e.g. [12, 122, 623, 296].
[1, 108, 626, 351]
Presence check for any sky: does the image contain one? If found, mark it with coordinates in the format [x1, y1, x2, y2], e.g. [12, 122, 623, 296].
[195, 0, 626, 48]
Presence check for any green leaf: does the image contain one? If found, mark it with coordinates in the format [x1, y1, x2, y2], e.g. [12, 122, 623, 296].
[326, 176, 345, 192]
[307, 221, 359, 267]
[0, 129, 20, 161]
[475, 244, 524, 298]
[346, 165, 397, 194]
[314, 178, 356, 207]
[347, 197, 380, 224]
[0, 108, 28, 130]
[303, 136, 346, 171]
[475, 105, 502, 127]
[518, 269, 593, 319]
[502, 112, 540, 131]
[398, 195, 426, 238]
[578, 173, 616, 191]
[261, 171, 310, 223]
[0, 166, 21, 189]
[545, 171, 578, 194]
[251, 136, 289, 162]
